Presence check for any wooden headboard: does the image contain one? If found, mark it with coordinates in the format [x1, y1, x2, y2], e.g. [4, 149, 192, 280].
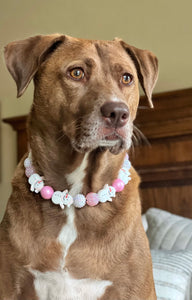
[3, 88, 192, 218]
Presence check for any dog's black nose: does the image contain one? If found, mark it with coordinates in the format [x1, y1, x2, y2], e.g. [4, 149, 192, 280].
[100, 102, 129, 128]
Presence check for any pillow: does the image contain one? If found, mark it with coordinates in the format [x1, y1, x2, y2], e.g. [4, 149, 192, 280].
[142, 214, 148, 232]
[151, 250, 192, 300]
[146, 208, 192, 250]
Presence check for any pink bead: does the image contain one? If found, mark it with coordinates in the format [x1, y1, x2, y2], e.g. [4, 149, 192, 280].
[25, 166, 34, 177]
[40, 186, 54, 200]
[86, 193, 99, 207]
[112, 179, 125, 192]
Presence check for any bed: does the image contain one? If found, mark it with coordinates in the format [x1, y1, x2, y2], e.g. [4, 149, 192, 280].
[3, 87, 192, 299]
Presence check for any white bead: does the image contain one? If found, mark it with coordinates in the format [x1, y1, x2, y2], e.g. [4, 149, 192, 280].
[24, 157, 32, 168]
[123, 159, 131, 169]
[73, 194, 86, 208]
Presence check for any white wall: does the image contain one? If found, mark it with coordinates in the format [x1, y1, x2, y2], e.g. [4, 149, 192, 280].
[0, 0, 192, 220]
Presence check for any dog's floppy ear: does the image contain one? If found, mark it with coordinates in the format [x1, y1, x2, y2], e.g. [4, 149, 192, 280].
[4, 34, 65, 98]
[120, 40, 158, 108]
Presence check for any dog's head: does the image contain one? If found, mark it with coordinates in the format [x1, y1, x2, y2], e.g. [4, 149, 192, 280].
[4, 34, 158, 155]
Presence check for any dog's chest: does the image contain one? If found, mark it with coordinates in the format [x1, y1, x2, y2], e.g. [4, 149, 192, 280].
[31, 207, 112, 300]
[32, 270, 111, 300]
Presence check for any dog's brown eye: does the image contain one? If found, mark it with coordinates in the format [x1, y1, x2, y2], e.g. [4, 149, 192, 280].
[69, 68, 84, 80]
[121, 73, 133, 85]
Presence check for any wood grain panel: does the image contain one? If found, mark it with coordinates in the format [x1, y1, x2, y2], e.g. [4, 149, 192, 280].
[141, 186, 192, 218]
[137, 88, 192, 138]
[3, 115, 28, 162]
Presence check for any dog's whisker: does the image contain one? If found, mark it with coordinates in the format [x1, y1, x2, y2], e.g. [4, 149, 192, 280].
[56, 134, 66, 142]
[132, 133, 139, 146]
[133, 125, 149, 146]
[138, 105, 151, 110]
[130, 125, 149, 157]
[130, 142, 135, 156]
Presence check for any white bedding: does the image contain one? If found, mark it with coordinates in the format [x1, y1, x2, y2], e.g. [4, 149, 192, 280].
[144, 208, 192, 300]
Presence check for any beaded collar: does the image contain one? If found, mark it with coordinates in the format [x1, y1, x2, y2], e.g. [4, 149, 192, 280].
[24, 153, 131, 209]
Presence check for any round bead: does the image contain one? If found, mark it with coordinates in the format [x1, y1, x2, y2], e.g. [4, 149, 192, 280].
[123, 159, 131, 169]
[125, 153, 129, 160]
[25, 166, 35, 177]
[86, 193, 99, 207]
[73, 194, 86, 208]
[24, 157, 32, 168]
[40, 186, 54, 200]
[112, 179, 125, 192]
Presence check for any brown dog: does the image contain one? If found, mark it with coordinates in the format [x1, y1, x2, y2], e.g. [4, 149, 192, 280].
[0, 34, 158, 300]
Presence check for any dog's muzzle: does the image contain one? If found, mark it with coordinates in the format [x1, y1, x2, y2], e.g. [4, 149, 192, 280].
[70, 101, 132, 154]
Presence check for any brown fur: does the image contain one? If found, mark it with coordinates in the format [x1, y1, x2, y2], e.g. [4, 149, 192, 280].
[0, 34, 158, 299]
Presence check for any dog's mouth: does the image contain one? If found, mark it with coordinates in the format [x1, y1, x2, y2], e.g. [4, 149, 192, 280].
[71, 128, 129, 155]
[73, 138, 123, 155]
[69, 114, 133, 155]
[98, 139, 122, 154]
[105, 133, 119, 141]
[98, 130, 125, 154]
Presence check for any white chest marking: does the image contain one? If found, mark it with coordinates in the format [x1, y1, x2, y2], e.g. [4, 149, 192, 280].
[58, 206, 77, 265]
[31, 206, 112, 299]
[66, 153, 89, 197]
[32, 270, 112, 300]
